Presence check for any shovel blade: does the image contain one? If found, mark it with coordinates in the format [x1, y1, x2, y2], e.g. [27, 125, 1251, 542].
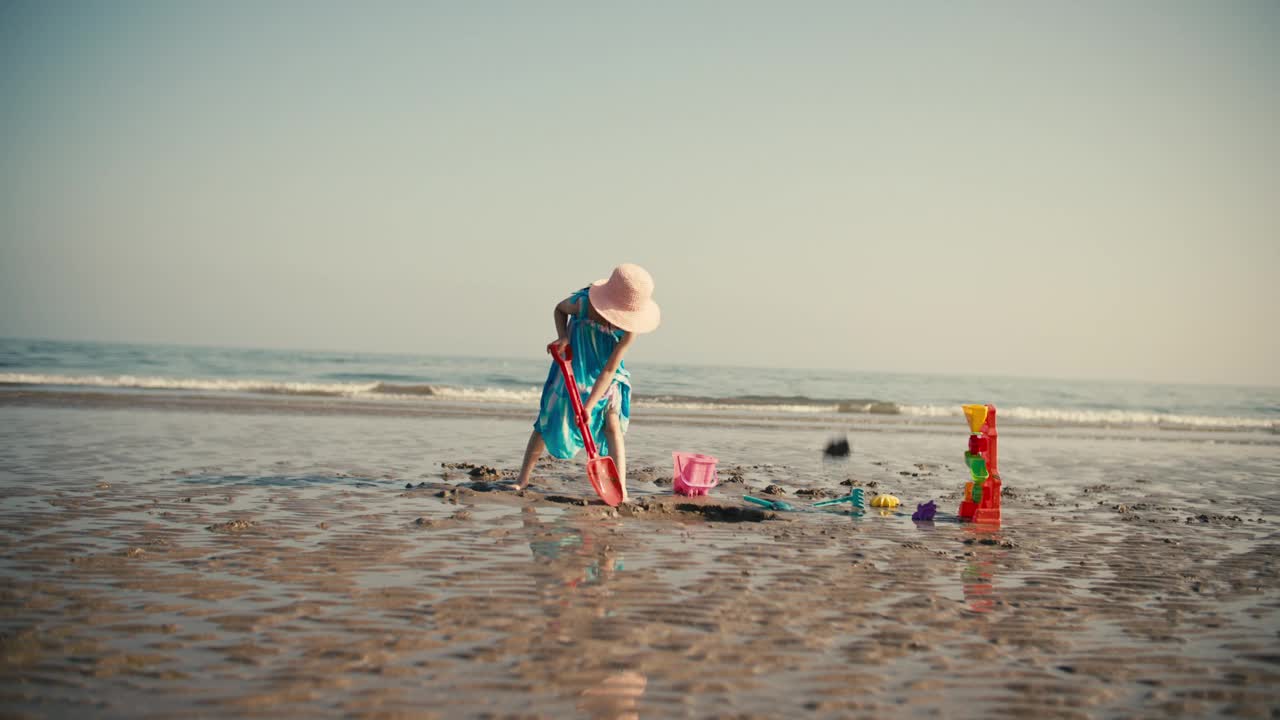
[586, 456, 624, 507]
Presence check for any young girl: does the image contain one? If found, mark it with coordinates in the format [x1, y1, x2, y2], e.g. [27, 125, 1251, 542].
[513, 264, 661, 501]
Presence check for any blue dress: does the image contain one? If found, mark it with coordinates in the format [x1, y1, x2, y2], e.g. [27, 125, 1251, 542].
[535, 287, 631, 458]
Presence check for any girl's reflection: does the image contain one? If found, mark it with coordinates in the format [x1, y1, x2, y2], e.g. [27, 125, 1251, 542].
[520, 506, 646, 718]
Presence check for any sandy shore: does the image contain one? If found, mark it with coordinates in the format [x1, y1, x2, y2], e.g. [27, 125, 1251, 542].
[1, 401, 1278, 718]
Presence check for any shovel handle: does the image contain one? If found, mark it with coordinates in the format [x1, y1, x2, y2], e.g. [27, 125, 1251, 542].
[547, 342, 572, 361]
[550, 344, 599, 459]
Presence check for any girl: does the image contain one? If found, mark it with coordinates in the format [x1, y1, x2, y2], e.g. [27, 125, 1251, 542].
[513, 264, 661, 501]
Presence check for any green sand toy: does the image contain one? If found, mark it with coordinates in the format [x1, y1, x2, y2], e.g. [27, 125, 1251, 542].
[743, 495, 800, 512]
[812, 488, 866, 511]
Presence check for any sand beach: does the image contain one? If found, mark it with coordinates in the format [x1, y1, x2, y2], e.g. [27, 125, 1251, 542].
[1, 391, 1277, 718]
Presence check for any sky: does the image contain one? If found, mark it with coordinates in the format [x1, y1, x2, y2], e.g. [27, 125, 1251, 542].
[1, 1, 1277, 385]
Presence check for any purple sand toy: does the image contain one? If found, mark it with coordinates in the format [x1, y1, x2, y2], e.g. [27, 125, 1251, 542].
[912, 500, 937, 521]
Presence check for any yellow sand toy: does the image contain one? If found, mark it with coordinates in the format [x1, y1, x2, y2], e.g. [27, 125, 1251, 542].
[869, 494, 900, 508]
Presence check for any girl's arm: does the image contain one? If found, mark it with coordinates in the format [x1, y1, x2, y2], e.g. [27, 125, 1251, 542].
[584, 332, 635, 410]
[547, 297, 578, 356]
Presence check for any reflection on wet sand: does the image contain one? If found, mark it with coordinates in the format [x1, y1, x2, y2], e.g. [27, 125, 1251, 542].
[519, 507, 648, 718]
[960, 525, 1001, 614]
[578, 670, 648, 720]
[2, 404, 1278, 717]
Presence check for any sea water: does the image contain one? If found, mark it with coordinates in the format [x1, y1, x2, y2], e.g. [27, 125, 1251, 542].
[1, 337, 1275, 433]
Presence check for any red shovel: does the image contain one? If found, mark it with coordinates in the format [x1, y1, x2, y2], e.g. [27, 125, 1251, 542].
[549, 344, 624, 507]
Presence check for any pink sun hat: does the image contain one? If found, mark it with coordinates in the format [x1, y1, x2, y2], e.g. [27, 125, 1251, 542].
[588, 263, 661, 334]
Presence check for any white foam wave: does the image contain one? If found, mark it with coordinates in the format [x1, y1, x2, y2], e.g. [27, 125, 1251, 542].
[894, 404, 957, 418]
[2, 373, 1272, 430]
[0, 372, 544, 405]
[898, 404, 1275, 430]
[0, 372, 376, 397]
[636, 399, 838, 414]
[412, 385, 542, 404]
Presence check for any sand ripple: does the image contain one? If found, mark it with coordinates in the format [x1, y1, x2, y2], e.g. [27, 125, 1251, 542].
[1, 409, 1278, 718]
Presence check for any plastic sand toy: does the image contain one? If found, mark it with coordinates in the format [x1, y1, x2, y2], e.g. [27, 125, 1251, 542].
[672, 452, 719, 496]
[743, 496, 799, 512]
[813, 488, 865, 511]
[959, 404, 1002, 524]
[869, 494, 900, 508]
[911, 500, 937, 521]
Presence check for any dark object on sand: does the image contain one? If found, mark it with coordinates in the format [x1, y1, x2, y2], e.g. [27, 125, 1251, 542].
[823, 437, 850, 457]
[912, 500, 937, 521]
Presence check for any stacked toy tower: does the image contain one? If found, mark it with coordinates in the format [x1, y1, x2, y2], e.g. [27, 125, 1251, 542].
[959, 404, 1002, 524]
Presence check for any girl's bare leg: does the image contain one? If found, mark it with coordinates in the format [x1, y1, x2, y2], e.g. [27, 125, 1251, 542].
[515, 429, 545, 489]
[603, 410, 627, 501]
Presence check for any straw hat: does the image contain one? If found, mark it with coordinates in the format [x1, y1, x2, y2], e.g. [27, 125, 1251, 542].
[588, 263, 661, 334]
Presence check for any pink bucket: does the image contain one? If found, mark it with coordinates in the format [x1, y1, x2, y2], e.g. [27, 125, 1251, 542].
[672, 452, 719, 496]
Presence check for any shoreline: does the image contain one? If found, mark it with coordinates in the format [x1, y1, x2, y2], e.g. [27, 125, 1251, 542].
[2, 387, 1275, 445]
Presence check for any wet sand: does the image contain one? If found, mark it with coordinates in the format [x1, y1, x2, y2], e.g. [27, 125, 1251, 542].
[1, 399, 1278, 718]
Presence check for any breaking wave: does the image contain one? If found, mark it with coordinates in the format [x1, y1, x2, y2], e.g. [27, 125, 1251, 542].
[1, 373, 1272, 431]
[0, 373, 370, 397]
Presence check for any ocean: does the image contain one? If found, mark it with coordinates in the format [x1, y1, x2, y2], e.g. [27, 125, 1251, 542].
[1, 337, 1275, 434]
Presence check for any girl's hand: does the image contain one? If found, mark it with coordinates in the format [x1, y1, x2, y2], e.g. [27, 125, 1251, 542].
[547, 337, 570, 359]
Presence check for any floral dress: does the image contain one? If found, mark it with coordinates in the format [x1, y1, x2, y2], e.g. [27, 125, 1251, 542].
[534, 287, 631, 458]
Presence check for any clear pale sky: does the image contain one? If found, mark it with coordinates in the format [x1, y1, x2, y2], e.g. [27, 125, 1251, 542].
[1, 2, 1276, 385]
